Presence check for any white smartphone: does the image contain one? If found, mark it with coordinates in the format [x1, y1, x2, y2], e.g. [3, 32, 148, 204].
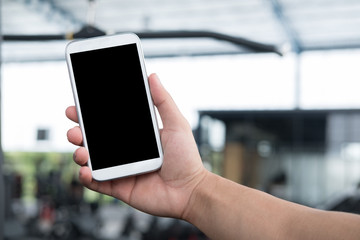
[65, 33, 163, 181]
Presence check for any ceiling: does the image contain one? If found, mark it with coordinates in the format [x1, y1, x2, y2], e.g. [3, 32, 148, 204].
[2, 0, 360, 62]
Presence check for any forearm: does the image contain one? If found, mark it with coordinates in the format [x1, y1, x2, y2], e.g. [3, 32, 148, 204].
[182, 171, 287, 239]
[183, 171, 360, 240]
[286, 208, 360, 239]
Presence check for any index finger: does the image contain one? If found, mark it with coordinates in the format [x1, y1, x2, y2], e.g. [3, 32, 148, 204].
[65, 106, 79, 123]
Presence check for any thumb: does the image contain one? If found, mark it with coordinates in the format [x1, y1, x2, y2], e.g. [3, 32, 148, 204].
[148, 73, 190, 131]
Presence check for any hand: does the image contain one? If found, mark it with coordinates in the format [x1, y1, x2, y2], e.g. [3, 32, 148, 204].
[66, 73, 207, 219]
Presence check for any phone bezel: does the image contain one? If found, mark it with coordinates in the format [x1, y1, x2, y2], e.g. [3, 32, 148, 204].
[65, 33, 163, 181]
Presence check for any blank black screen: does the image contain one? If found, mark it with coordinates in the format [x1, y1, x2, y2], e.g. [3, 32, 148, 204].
[70, 43, 159, 170]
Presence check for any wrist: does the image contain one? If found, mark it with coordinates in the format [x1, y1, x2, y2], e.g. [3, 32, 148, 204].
[181, 170, 217, 223]
[180, 171, 249, 239]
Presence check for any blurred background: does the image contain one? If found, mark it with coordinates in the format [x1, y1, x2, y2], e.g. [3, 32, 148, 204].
[1, 0, 360, 239]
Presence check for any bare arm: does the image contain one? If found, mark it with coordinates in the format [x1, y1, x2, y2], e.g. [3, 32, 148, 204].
[66, 73, 360, 240]
[183, 170, 360, 240]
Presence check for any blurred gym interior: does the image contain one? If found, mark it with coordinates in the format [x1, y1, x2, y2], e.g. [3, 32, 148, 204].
[1, 0, 360, 239]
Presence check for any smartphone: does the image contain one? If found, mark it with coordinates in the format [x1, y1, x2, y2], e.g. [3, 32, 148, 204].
[65, 33, 163, 181]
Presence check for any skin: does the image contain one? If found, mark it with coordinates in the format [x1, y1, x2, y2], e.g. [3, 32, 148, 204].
[66, 73, 360, 240]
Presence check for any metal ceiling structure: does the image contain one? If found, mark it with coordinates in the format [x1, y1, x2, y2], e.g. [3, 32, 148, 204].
[2, 0, 360, 61]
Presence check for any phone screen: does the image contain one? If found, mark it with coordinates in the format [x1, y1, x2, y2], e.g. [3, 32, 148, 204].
[70, 43, 160, 170]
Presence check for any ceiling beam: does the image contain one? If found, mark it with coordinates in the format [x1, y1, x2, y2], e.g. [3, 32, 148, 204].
[267, 0, 302, 53]
[3, 29, 283, 56]
[24, 0, 83, 29]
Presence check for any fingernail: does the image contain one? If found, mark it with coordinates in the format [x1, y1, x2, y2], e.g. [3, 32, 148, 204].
[152, 73, 161, 83]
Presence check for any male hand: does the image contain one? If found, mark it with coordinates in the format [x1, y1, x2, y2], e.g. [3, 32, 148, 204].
[66, 73, 207, 219]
